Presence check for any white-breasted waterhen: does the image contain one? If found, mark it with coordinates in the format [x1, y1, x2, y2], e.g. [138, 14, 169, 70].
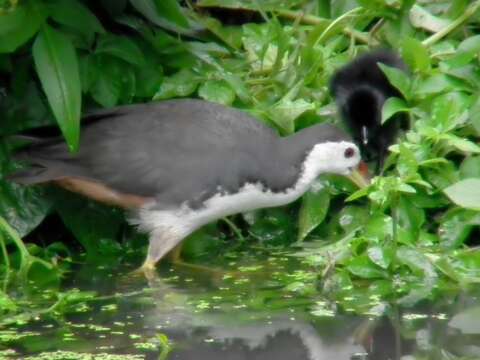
[8, 99, 367, 272]
[330, 50, 408, 172]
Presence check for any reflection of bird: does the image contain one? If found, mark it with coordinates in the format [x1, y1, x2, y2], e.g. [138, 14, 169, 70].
[8, 99, 365, 271]
[330, 50, 408, 172]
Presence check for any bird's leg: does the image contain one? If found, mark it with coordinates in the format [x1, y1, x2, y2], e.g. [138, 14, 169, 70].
[135, 229, 184, 278]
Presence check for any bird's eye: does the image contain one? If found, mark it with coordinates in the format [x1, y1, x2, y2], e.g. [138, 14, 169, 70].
[344, 147, 355, 158]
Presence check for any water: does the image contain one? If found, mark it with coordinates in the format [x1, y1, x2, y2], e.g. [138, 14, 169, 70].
[1, 251, 480, 359]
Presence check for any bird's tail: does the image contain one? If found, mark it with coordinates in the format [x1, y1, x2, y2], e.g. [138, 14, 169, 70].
[6, 134, 68, 185]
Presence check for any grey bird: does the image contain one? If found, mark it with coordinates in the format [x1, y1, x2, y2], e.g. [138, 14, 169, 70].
[8, 99, 365, 272]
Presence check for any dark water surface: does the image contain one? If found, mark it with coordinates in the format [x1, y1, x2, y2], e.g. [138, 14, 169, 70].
[1, 251, 480, 359]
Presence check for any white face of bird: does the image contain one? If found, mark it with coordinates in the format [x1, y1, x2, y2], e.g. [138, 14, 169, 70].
[306, 141, 361, 176]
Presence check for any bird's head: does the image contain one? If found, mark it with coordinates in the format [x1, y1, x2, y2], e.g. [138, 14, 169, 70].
[308, 141, 361, 176]
[307, 141, 369, 188]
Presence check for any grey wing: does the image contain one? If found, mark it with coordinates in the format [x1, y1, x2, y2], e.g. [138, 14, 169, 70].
[28, 100, 278, 208]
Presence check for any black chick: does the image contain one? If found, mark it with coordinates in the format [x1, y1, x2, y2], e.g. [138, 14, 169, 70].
[330, 50, 408, 172]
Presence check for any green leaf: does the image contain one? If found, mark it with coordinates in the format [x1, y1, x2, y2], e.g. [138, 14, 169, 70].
[1, 143, 52, 237]
[409, 4, 451, 33]
[297, 187, 330, 242]
[90, 55, 136, 107]
[153, 0, 189, 28]
[471, 95, 480, 136]
[438, 208, 480, 248]
[430, 92, 470, 132]
[439, 134, 480, 154]
[398, 196, 425, 237]
[367, 245, 393, 270]
[347, 255, 386, 279]
[33, 25, 81, 152]
[49, 0, 105, 41]
[0, 1, 47, 53]
[153, 69, 199, 100]
[96, 34, 146, 66]
[378, 63, 411, 100]
[401, 37, 430, 73]
[443, 179, 480, 210]
[198, 80, 235, 105]
[447, 35, 480, 68]
[268, 98, 315, 135]
[130, 0, 196, 36]
[460, 156, 480, 179]
[381, 97, 409, 124]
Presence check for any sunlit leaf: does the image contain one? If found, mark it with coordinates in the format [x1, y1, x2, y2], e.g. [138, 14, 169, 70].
[381, 97, 409, 124]
[298, 187, 330, 242]
[378, 63, 411, 100]
[347, 255, 386, 279]
[198, 80, 235, 105]
[401, 37, 430, 73]
[443, 179, 480, 210]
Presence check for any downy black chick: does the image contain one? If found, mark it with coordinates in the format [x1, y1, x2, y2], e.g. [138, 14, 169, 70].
[330, 50, 408, 172]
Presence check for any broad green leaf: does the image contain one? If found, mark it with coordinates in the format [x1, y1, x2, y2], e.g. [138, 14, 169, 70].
[153, 0, 189, 28]
[198, 80, 235, 105]
[409, 4, 451, 33]
[397, 247, 437, 281]
[438, 208, 480, 248]
[297, 187, 330, 242]
[347, 255, 386, 279]
[135, 63, 163, 98]
[415, 73, 470, 98]
[469, 95, 480, 136]
[439, 134, 480, 154]
[268, 98, 315, 135]
[401, 37, 430, 73]
[130, 0, 198, 36]
[460, 156, 480, 179]
[0, 1, 47, 53]
[0, 142, 52, 237]
[398, 196, 425, 236]
[96, 34, 146, 66]
[381, 97, 409, 124]
[443, 179, 480, 210]
[430, 92, 470, 132]
[447, 35, 480, 68]
[153, 69, 199, 100]
[49, 0, 105, 42]
[33, 25, 81, 152]
[90, 55, 136, 107]
[396, 143, 418, 178]
[367, 246, 393, 270]
[378, 63, 411, 100]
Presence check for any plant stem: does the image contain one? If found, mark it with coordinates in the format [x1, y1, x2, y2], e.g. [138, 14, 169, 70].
[222, 217, 245, 243]
[275, 9, 374, 45]
[422, 0, 480, 47]
[0, 217, 29, 269]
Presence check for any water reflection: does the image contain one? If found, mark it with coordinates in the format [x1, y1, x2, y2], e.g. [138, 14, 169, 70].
[2, 255, 480, 359]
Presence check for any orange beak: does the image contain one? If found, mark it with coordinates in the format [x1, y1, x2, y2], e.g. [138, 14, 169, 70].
[347, 161, 370, 188]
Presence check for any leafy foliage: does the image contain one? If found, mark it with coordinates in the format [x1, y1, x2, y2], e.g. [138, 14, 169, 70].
[1, 0, 480, 325]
